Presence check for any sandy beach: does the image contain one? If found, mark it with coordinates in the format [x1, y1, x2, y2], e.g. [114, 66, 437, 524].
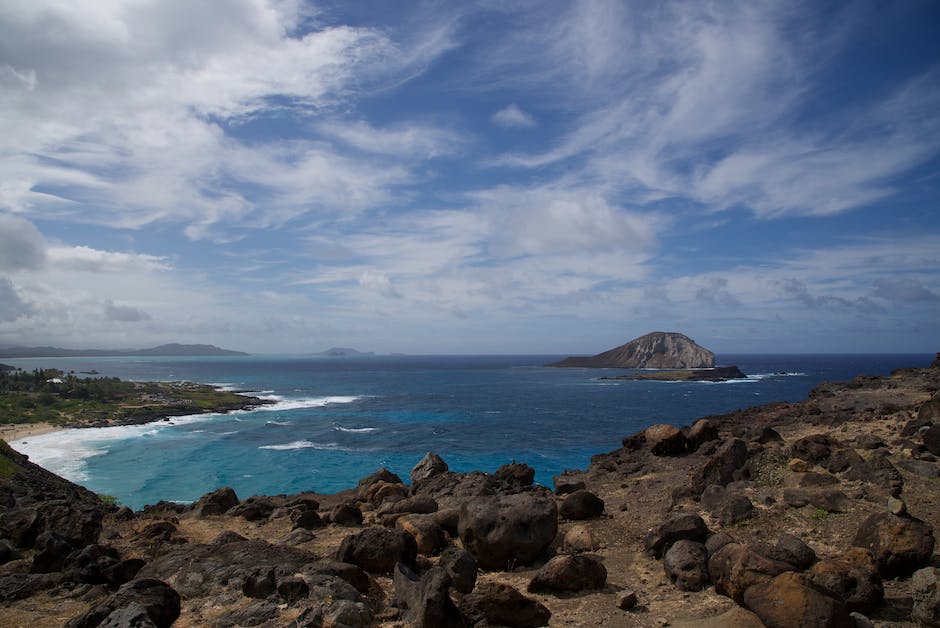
[0, 422, 64, 442]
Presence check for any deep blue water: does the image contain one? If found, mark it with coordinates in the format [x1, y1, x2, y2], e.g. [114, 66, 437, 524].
[8, 353, 933, 510]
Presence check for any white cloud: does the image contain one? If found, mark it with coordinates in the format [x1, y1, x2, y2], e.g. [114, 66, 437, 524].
[491, 104, 536, 128]
[0, 213, 46, 271]
[0, 279, 33, 322]
[104, 300, 152, 322]
[316, 119, 464, 159]
[47, 246, 170, 273]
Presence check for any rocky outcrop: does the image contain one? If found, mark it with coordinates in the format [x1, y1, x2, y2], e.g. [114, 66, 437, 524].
[548, 331, 715, 368]
[457, 491, 557, 569]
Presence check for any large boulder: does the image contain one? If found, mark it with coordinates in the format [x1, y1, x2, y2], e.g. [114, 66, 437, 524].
[645, 424, 687, 456]
[191, 487, 239, 517]
[458, 492, 558, 570]
[459, 581, 551, 627]
[439, 546, 477, 594]
[686, 419, 719, 452]
[527, 554, 607, 593]
[852, 513, 935, 578]
[808, 547, 883, 614]
[411, 452, 449, 486]
[912, 566, 940, 627]
[65, 578, 181, 628]
[924, 425, 940, 456]
[644, 512, 709, 558]
[708, 542, 794, 603]
[753, 533, 816, 571]
[743, 571, 853, 628]
[693, 439, 748, 493]
[393, 564, 462, 628]
[336, 527, 417, 574]
[396, 514, 447, 556]
[663, 540, 709, 591]
[558, 490, 604, 520]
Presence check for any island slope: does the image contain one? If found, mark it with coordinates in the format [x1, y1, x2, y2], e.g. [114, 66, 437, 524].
[549, 331, 715, 368]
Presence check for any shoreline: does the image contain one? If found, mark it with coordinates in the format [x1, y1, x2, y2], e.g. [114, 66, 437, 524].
[0, 421, 65, 442]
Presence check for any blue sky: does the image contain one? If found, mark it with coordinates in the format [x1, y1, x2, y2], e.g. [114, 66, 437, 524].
[0, 0, 938, 354]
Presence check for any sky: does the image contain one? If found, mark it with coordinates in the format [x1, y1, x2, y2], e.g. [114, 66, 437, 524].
[0, 0, 939, 355]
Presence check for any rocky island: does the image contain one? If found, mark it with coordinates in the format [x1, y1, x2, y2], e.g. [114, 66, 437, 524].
[1, 356, 940, 626]
[549, 332, 715, 369]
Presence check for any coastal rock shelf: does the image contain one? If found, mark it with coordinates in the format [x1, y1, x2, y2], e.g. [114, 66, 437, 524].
[1, 354, 940, 626]
[601, 365, 747, 382]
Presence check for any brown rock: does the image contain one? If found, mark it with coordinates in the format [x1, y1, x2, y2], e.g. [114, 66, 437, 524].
[743, 571, 852, 628]
[694, 438, 748, 492]
[191, 487, 239, 517]
[527, 554, 607, 593]
[644, 512, 709, 558]
[707, 542, 794, 603]
[458, 492, 558, 570]
[563, 524, 597, 553]
[687, 419, 719, 452]
[808, 547, 883, 613]
[410, 452, 449, 486]
[335, 527, 417, 574]
[393, 563, 462, 628]
[645, 424, 688, 456]
[911, 566, 940, 627]
[852, 512, 935, 578]
[396, 514, 447, 556]
[559, 490, 605, 520]
[663, 540, 709, 591]
[459, 581, 550, 627]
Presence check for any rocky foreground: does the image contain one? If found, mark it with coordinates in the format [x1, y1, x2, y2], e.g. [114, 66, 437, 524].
[2, 357, 940, 627]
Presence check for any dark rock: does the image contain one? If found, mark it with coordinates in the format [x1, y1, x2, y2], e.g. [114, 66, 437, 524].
[756, 426, 784, 444]
[911, 566, 940, 627]
[336, 527, 417, 574]
[0, 507, 40, 548]
[291, 509, 325, 531]
[687, 419, 719, 452]
[753, 533, 816, 570]
[277, 575, 309, 604]
[844, 451, 904, 497]
[458, 492, 558, 570]
[434, 507, 460, 537]
[330, 503, 364, 526]
[918, 398, 940, 422]
[138, 539, 317, 598]
[213, 601, 280, 627]
[0, 572, 66, 601]
[563, 523, 597, 553]
[65, 578, 181, 628]
[694, 438, 748, 492]
[559, 490, 605, 520]
[393, 563, 463, 628]
[855, 434, 886, 450]
[807, 488, 852, 513]
[358, 468, 403, 491]
[852, 512, 935, 578]
[227, 496, 276, 521]
[824, 447, 865, 473]
[897, 458, 940, 478]
[97, 602, 157, 628]
[493, 462, 535, 488]
[69, 543, 123, 585]
[743, 571, 853, 628]
[397, 513, 447, 556]
[705, 532, 735, 559]
[211, 530, 247, 545]
[379, 495, 439, 525]
[644, 512, 709, 558]
[280, 529, 315, 546]
[0, 539, 20, 565]
[243, 567, 276, 599]
[799, 472, 840, 487]
[699, 484, 727, 510]
[663, 540, 709, 591]
[707, 542, 794, 603]
[192, 487, 239, 517]
[112, 507, 135, 522]
[305, 561, 372, 595]
[791, 433, 837, 464]
[440, 546, 477, 594]
[411, 452, 449, 486]
[459, 581, 550, 627]
[103, 558, 145, 588]
[134, 521, 186, 547]
[808, 547, 883, 614]
[30, 531, 75, 573]
[35, 500, 104, 548]
[715, 493, 754, 525]
[645, 424, 687, 456]
[361, 480, 410, 506]
[617, 589, 638, 611]
[783, 488, 810, 508]
[140, 501, 189, 516]
[527, 554, 607, 593]
[553, 478, 586, 495]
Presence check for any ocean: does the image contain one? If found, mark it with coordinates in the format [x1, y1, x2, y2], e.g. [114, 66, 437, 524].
[7, 353, 934, 510]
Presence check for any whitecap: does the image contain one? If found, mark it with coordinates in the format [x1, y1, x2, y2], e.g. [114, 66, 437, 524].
[259, 440, 340, 451]
[333, 426, 378, 433]
[255, 395, 361, 412]
[266, 420, 292, 426]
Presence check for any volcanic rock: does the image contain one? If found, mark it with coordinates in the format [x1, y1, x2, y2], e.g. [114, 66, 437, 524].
[852, 512, 935, 578]
[663, 540, 709, 591]
[439, 546, 477, 594]
[644, 424, 688, 456]
[559, 489, 605, 520]
[808, 547, 883, 613]
[457, 492, 558, 570]
[707, 542, 794, 603]
[336, 527, 417, 574]
[912, 566, 940, 627]
[65, 578, 181, 628]
[191, 487, 239, 517]
[644, 512, 709, 558]
[460, 581, 551, 627]
[527, 554, 607, 593]
[743, 571, 853, 628]
[411, 452, 449, 486]
[393, 563, 462, 628]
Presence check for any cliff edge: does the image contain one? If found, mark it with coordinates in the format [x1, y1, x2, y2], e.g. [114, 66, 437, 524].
[549, 331, 715, 368]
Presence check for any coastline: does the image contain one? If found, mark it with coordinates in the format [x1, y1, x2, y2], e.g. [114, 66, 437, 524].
[0, 421, 63, 442]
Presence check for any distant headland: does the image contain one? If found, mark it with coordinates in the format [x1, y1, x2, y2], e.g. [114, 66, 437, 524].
[0, 343, 248, 358]
[314, 347, 375, 357]
[548, 331, 715, 369]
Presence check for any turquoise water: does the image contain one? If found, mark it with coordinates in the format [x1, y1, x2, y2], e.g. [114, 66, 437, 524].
[8, 353, 932, 509]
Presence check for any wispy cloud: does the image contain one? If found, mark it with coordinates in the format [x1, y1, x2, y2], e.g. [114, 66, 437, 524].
[492, 104, 536, 128]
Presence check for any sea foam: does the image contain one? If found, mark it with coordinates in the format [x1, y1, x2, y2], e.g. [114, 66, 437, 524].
[259, 440, 341, 451]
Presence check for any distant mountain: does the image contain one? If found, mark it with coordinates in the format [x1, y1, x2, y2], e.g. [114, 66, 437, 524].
[315, 347, 374, 357]
[0, 343, 248, 358]
[549, 332, 715, 368]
